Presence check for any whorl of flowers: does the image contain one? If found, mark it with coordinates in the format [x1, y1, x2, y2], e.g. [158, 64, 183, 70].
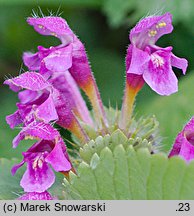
[4, 12, 189, 200]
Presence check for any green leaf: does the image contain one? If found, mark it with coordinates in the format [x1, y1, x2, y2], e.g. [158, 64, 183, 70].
[80, 128, 158, 164]
[146, 154, 168, 199]
[64, 137, 194, 200]
[179, 161, 194, 199]
[0, 158, 25, 200]
[127, 146, 147, 199]
[0, 158, 66, 200]
[92, 147, 116, 199]
[162, 157, 186, 199]
[113, 145, 131, 199]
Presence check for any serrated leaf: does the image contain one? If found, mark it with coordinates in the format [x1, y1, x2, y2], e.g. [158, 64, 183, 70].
[64, 143, 194, 199]
[127, 146, 147, 199]
[79, 128, 157, 164]
[93, 147, 116, 199]
[136, 148, 151, 197]
[113, 145, 131, 199]
[162, 157, 186, 199]
[90, 153, 100, 169]
[179, 161, 194, 199]
[68, 162, 101, 200]
[146, 154, 168, 200]
[111, 129, 128, 147]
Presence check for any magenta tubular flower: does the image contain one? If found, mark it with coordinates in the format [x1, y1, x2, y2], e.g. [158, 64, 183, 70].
[12, 138, 71, 192]
[169, 117, 194, 162]
[127, 44, 187, 96]
[4, 72, 90, 143]
[24, 16, 107, 127]
[4, 72, 57, 128]
[18, 191, 56, 200]
[120, 12, 188, 129]
[50, 71, 93, 127]
[23, 44, 73, 78]
[27, 16, 74, 45]
[12, 121, 59, 148]
[127, 12, 188, 95]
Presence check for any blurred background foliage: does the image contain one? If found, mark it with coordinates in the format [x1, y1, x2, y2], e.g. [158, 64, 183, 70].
[0, 0, 194, 159]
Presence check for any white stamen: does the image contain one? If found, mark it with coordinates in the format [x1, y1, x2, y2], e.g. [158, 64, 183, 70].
[151, 54, 164, 67]
[38, 159, 43, 168]
[32, 155, 44, 170]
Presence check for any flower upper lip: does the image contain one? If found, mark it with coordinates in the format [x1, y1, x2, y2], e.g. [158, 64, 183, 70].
[130, 12, 173, 49]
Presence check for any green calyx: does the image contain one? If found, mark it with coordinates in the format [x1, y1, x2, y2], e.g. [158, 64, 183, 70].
[73, 107, 161, 153]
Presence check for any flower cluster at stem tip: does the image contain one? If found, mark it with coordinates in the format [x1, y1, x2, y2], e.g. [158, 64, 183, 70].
[4, 12, 191, 200]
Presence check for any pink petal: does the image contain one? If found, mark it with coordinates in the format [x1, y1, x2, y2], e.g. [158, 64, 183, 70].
[126, 73, 145, 91]
[27, 17, 74, 45]
[11, 160, 25, 176]
[6, 110, 22, 129]
[143, 50, 178, 95]
[36, 94, 58, 123]
[23, 52, 41, 70]
[130, 12, 173, 49]
[168, 132, 183, 158]
[179, 138, 194, 162]
[43, 45, 73, 72]
[51, 71, 93, 126]
[171, 53, 188, 75]
[127, 45, 150, 75]
[18, 90, 40, 104]
[4, 72, 50, 92]
[69, 39, 94, 87]
[169, 118, 194, 163]
[12, 122, 59, 148]
[20, 158, 55, 193]
[184, 117, 194, 132]
[45, 139, 71, 172]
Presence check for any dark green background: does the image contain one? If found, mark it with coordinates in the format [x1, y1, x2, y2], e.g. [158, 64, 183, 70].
[1, 0, 194, 159]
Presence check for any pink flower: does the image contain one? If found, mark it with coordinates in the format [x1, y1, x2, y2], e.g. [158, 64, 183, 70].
[127, 12, 188, 95]
[23, 16, 107, 126]
[12, 138, 71, 192]
[169, 117, 194, 162]
[120, 12, 188, 129]
[4, 71, 91, 142]
[127, 45, 187, 95]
